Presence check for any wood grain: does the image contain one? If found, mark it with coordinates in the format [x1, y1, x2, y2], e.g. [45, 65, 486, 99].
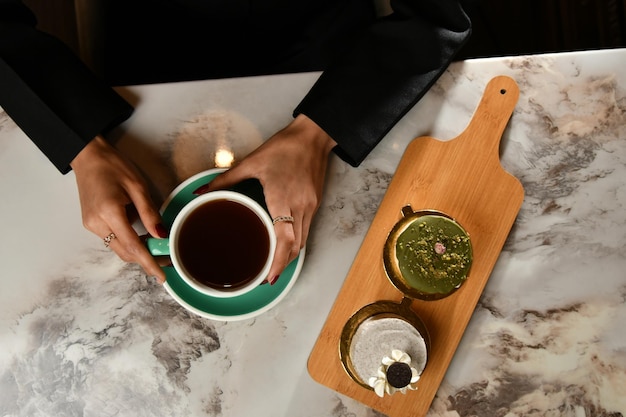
[308, 76, 524, 417]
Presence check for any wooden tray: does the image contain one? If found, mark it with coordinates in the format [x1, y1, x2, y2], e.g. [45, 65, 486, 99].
[308, 76, 524, 417]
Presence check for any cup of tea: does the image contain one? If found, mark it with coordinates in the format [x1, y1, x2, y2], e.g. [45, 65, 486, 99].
[147, 190, 276, 297]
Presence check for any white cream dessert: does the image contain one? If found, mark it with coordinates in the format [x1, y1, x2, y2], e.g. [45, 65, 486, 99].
[349, 316, 427, 397]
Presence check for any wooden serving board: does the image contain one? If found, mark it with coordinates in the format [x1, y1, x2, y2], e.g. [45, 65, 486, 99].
[308, 76, 524, 417]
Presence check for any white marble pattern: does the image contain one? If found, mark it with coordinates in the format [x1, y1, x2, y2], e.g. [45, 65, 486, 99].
[1, 49, 625, 417]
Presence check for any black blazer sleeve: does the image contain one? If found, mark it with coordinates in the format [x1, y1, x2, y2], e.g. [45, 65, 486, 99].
[0, 0, 133, 173]
[294, 0, 472, 166]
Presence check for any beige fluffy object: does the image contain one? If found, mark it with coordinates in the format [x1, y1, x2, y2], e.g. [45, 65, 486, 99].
[171, 109, 263, 182]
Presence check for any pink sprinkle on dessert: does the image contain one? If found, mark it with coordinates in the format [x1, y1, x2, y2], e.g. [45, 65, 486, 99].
[434, 242, 446, 255]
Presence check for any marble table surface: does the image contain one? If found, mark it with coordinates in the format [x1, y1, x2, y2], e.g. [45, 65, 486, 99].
[1, 48, 625, 417]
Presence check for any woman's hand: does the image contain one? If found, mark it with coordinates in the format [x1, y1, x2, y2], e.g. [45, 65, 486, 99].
[199, 114, 336, 285]
[70, 135, 167, 283]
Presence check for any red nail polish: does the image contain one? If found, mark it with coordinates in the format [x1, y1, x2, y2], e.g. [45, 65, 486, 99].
[270, 275, 280, 286]
[155, 223, 168, 238]
[192, 184, 210, 195]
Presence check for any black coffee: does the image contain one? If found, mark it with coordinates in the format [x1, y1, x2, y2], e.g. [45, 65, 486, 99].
[177, 199, 270, 290]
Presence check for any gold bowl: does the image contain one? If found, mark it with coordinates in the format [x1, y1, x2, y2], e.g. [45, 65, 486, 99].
[339, 298, 430, 391]
[383, 206, 473, 301]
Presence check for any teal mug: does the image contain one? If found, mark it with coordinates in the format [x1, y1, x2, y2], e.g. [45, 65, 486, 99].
[147, 190, 276, 297]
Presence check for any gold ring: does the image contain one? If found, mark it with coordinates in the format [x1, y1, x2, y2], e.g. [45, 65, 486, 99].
[272, 215, 294, 225]
[103, 232, 117, 248]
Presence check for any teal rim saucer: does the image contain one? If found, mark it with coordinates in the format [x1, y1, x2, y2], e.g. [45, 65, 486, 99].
[160, 168, 305, 321]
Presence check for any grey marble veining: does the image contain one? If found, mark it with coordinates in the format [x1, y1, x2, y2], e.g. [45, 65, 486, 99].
[1, 49, 625, 417]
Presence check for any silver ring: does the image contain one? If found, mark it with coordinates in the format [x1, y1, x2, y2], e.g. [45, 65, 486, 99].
[103, 232, 117, 248]
[272, 215, 294, 225]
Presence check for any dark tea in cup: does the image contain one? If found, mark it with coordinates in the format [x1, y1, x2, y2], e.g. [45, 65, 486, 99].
[177, 198, 270, 290]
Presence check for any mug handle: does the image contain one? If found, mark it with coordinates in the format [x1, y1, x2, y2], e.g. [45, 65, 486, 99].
[146, 237, 171, 256]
